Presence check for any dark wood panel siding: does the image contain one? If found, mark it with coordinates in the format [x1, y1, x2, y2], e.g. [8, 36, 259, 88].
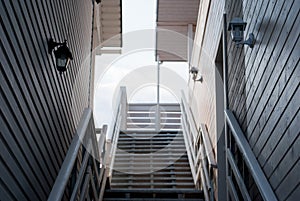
[226, 0, 300, 200]
[0, 0, 94, 200]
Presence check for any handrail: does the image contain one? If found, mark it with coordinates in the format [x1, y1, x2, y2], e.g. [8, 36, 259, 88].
[70, 143, 92, 201]
[225, 109, 278, 201]
[180, 95, 197, 181]
[180, 91, 217, 201]
[107, 87, 128, 178]
[48, 108, 110, 201]
[109, 105, 122, 177]
[199, 124, 217, 168]
[48, 108, 93, 201]
[227, 148, 251, 201]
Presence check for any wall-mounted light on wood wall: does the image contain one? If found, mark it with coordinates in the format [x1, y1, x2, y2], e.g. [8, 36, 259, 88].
[228, 18, 255, 48]
[48, 38, 73, 74]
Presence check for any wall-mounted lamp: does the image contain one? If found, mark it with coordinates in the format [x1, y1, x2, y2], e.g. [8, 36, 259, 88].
[48, 38, 73, 74]
[228, 18, 255, 48]
[190, 67, 203, 82]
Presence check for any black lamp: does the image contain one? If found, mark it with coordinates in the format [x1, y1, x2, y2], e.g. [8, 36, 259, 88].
[228, 18, 255, 48]
[48, 38, 73, 74]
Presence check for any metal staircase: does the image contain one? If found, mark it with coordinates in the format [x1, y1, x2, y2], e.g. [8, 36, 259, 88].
[103, 103, 203, 200]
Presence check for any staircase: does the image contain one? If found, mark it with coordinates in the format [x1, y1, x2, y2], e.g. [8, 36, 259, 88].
[103, 103, 203, 200]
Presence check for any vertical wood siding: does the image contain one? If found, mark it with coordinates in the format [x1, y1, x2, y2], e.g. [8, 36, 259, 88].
[188, 0, 224, 199]
[0, 0, 93, 200]
[226, 0, 299, 200]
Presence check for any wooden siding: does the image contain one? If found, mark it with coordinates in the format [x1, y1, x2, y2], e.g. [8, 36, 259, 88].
[190, 0, 299, 200]
[0, 0, 94, 200]
[156, 0, 199, 61]
[188, 0, 224, 199]
[189, 0, 224, 160]
[225, 0, 300, 200]
[100, 0, 122, 47]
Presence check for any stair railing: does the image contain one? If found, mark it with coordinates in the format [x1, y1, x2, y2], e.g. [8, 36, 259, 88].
[180, 91, 217, 201]
[225, 110, 278, 201]
[106, 87, 128, 179]
[48, 108, 109, 201]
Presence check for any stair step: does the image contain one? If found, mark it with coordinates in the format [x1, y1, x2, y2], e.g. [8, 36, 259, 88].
[104, 199, 203, 201]
[112, 177, 193, 181]
[116, 150, 187, 154]
[117, 145, 185, 149]
[118, 137, 184, 141]
[117, 142, 185, 145]
[115, 153, 188, 157]
[119, 133, 183, 136]
[114, 157, 188, 162]
[104, 189, 204, 201]
[111, 182, 194, 186]
[114, 161, 190, 166]
[113, 172, 193, 176]
[114, 158, 189, 163]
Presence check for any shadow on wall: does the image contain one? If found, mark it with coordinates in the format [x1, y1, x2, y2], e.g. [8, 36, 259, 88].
[226, 0, 248, 132]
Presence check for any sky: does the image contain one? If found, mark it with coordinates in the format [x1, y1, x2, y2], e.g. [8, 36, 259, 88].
[93, 0, 189, 130]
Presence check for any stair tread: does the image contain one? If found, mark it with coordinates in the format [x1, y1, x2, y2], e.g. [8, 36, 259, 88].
[106, 189, 201, 192]
[108, 118, 196, 196]
[112, 177, 193, 181]
[111, 183, 194, 186]
[104, 199, 203, 201]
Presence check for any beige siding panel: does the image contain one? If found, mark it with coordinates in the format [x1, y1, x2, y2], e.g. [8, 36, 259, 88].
[157, 0, 200, 23]
[157, 26, 188, 61]
[156, 0, 199, 61]
[188, 0, 224, 199]
[100, 0, 122, 47]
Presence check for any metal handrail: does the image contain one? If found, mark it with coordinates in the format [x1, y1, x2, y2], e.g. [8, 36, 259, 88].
[180, 91, 217, 201]
[107, 87, 128, 177]
[180, 96, 197, 181]
[225, 109, 278, 201]
[48, 108, 94, 201]
[199, 124, 217, 168]
[48, 108, 110, 201]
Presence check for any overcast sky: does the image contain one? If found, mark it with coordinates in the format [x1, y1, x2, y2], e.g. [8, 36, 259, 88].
[93, 0, 188, 129]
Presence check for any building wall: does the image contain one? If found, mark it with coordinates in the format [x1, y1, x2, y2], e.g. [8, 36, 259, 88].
[189, 0, 224, 147]
[188, 0, 224, 198]
[0, 0, 94, 200]
[226, 0, 299, 200]
[190, 0, 299, 200]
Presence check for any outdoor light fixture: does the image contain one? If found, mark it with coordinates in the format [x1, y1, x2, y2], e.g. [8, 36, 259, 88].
[228, 18, 255, 48]
[48, 38, 73, 74]
[190, 67, 203, 82]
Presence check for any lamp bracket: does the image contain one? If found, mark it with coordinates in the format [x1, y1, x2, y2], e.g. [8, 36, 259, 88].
[194, 75, 203, 82]
[236, 33, 255, 48]
[48, 38, 67, 54]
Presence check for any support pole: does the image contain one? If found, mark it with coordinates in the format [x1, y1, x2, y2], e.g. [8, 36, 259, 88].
[222, 13, 229, 201]
[156, 55, 161, 131]
[187, 24, 193, 63]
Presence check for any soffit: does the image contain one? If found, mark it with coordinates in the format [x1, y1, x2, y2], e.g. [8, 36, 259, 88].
[156, 0, 199, 61]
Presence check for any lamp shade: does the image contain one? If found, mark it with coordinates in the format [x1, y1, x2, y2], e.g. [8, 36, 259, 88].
[54, 43, 73, 73]
[228, 18, 247, 42]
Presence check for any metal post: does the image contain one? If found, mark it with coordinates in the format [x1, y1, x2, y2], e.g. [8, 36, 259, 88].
[156, 55, 161, 131]
[222, 13, 229, 201]
[187, 24, 193, 63]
